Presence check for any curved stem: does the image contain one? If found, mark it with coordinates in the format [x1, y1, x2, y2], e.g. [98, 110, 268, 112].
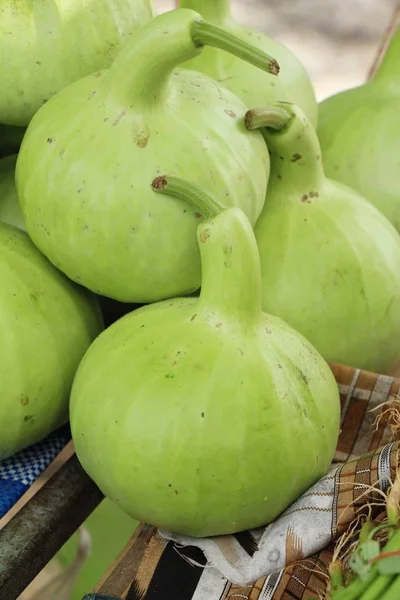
[192, 22, 279, 75]
[245, 106, 292, 131]
[152, 175, 262, 328]
[245, 103, 325, 192]
[106, 10, 279, 107]
[152, 175, 224, 219]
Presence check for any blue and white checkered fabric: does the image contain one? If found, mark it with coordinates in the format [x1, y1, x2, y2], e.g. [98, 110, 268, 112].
[0, 427, 70, 517]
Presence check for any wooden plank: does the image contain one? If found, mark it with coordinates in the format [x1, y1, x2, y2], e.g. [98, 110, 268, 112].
[94, 525, 156, 598]
[0, 454, 103, 600]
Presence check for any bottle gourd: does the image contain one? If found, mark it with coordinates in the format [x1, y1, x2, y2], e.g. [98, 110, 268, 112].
[318, 25, 400, 233]
[0, 0, 153, 126]
[246, 103, 400, 373]
[0, 224, 103, 459]
[70, 175, 340, 537]
[16, 9, 273, 304]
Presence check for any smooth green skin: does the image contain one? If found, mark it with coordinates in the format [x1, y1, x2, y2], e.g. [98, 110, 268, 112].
[179, 0, 318, 127]
[0, 124, 26, 158]
[255, 104, 400, 373]
[0, 223, 103, 459]
[70, 206, 340, 537]
[16, 9, 269, 303]
[318, 28, 400, 233]
[0, 0, 153, 126]
[0, 155, 26, 231]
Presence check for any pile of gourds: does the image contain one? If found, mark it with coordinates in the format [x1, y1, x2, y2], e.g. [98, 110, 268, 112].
[1, 0, 399, 538]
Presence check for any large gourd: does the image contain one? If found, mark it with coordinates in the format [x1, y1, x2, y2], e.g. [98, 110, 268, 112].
[70, 175, 340, 537]
[0, 224, 103, 459]
[246, 103, 400, 373]
[0, 155, 25, 231]
[178, 0, 318, 126]
[16, 9, 272, 304]
[318, 25, 400, 232]
[0, 0, 153, 126]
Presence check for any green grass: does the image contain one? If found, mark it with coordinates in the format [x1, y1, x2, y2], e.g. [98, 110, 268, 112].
[57, 498, 138, 600]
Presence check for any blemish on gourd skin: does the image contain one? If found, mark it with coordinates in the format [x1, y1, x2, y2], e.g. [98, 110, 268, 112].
[224, 109, 237, 118]
[20, 395, 29, 405]
[24, 415, 34, 423]
[200, 230, 210, 243]
[291, 153, 302, 162]
[301, 194, 311, 203]
[113, 110, 126, 126]
[135, 134, 150, 148]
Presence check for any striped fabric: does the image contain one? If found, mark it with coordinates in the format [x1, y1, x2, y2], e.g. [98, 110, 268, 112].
[93, 363, 400, 600]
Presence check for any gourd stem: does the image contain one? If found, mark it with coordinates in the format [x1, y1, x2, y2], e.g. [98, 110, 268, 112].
[152, 175, 262, 328]
[152, 175, 223, 219]
[106, 11, 279, 106]
[179, 0, 231, 24]
[373, 25, 400, 88]
[245, 106, 293, 131]
[191, 22, 280, 75]
[246, 104, 325, 191]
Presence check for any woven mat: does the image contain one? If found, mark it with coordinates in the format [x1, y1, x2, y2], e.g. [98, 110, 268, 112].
[90, 363, 400, 600]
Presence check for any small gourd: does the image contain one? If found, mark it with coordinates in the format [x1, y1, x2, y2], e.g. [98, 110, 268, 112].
[70, 175, 340, 537]
[16, 9, 273, 304]
[0, 155, 25, 231]
[0, 224, 103, 459]
[178, 0, 318, 126]
[246, 103, 400, 373]
[0, 0, 153, 126]
[318, 25, 400, 232]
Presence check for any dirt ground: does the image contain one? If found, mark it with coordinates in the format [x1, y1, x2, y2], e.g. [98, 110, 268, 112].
[153, 0, 398, 100]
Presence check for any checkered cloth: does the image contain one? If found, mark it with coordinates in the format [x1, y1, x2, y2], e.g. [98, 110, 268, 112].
[0, 426, 70, 517]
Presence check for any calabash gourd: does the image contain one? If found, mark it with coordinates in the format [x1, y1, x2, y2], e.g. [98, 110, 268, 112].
[246, 103, 400, 373]
[178, 0, 318, 126]
[0, 224, 103, 459]
[0, 155, 25, 231]
[0, 124, 26, 158]
[318, 25, 400, 232]
[0, 0, 153, 126]
[70, 175, 340, 537]
[16, 9, 272, 304]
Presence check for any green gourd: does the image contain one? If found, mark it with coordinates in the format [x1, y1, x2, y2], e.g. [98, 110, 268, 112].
[16, 9, 273, 304]
[70, 175, 340, 537]
[246, 103, 400, 373]
[318, 26, 400, 232]
[0, 223, 103, 459]
[178, 0, 318, 126]
[0, 0, 153, 127]
[0, 155, 26, 231]
[0, 124, 26, 158]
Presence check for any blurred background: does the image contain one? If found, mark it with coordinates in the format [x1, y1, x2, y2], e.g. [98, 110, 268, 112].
[154, 0, 398, 99]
